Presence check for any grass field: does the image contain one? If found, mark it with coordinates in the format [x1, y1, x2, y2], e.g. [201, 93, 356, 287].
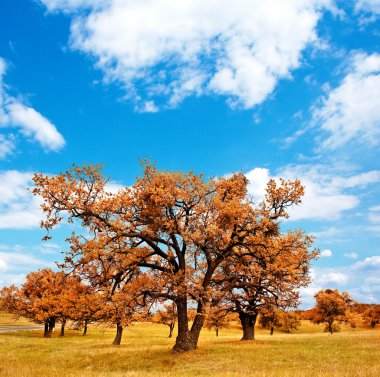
[0, 313, 379, 377]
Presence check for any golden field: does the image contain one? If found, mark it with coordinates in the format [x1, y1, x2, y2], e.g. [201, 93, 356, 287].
[0, 313, 379, 377]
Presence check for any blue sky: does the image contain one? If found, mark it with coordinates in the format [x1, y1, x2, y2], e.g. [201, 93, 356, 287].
[0, 0, 380, 307]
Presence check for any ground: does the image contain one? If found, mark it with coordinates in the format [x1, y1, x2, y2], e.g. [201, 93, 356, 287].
[0, 313, 379, 377]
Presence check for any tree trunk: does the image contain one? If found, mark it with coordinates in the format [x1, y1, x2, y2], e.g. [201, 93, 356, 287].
[83, 320, 88, 336]
[60, 320, 66, 337]
[216, 327, 219, 337]
[328, 320, 333, 334]
[46, 317, 56, 338]
[189, 310, 205, 347]
[239, 312, 257, 340]
[172, 296, 191, 352]
[168, 323, 174, 338]
[112, 323, 123, 345]
[270, 326, 274, 335]
[44, 322, 49, 338]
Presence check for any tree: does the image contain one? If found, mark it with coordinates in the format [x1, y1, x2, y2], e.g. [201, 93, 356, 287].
[33, 163, 309, 352]
[153, 302, 177, 338]
[218, 231, 316, 340]
[259, 308, 282, 335]
[205, 305, 230, 337]
[0, 269, 80, 338]
[310, 289, 353, 334]
[280, 311, 301, 333]
[362, 305, 380, 328]
[100, 273, 151, 346]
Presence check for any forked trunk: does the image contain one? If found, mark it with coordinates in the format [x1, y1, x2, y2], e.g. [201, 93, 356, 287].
[46, 317, 56, 338]
[189, 311, 205, 346]
[239, 312, 257, 340]
[112, 323, 123, 345]
[172, 296, 191, 352]
[172, 298, 205, 352]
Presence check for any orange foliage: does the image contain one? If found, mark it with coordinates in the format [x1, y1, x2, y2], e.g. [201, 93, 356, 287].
[32, 162, 314, 351]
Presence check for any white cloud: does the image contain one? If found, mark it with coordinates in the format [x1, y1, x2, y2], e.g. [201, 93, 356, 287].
[354, 256, 380, 270]
[0, 252, 49, 272]
[243, 163, 380, 221]
[245, 167, 271, 203]
[0, 134, 15, 158]
[0, 56, 65, 155]
[313, 52, 380, 149]
[0, 170, 42, 229]
[356, 0, 380, 14]
[39, 0, 333, 110]
[344, 252, 358, 259]
[6, 102, 65, 151]
[39, 0, 105, 12]
[320, 272, 348, 284]
[320, 249, 332, 257]
[370, 205, 380, 211]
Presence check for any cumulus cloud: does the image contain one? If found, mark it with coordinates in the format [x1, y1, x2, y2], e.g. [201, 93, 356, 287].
[320, 249, 332, 257]
[39, 0, 333, 110]
[243, 163, 380, 221]
[320, 272, 348, 284]
[6, 103, 65, 151]
[0, 170, 42, 229]
[313, 52, 380, 150]
[0, 56, 65, 156]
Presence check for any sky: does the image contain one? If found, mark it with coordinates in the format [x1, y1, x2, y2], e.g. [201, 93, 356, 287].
[0, 0, 379, 308]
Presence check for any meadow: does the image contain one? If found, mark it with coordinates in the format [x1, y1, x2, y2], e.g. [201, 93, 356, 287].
[0, 313, 379, 377]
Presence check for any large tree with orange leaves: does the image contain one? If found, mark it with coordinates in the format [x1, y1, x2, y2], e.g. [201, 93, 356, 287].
[217, 230, 317, 340]
[33, 162, 310, 352]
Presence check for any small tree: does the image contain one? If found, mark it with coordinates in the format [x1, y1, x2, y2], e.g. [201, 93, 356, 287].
[205, 306, 230, 337]
[280, 311, 301, 333]
[362, 305, 380, 328]
[154, 302, 177, 338]
[259, 308, 282, 335]
[310, 289, 353, 334]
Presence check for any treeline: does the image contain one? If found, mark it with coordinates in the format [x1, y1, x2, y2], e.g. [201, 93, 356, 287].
[1, 275, 379, 343]
[299, 290, 380, 333]
[0, 163, 378, 352]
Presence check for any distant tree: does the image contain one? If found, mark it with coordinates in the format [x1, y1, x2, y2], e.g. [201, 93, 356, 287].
[0, 269, 80, 338]
[310, 289, 353, 334]
[219, 230, 317, 340]
[362, 305, 380, 328]
[205, 305, 230, 337]
[259, 308, 282, 335]
[280, 311, 301, 333]
[154, 302, 177, 338]
[63, 283, 104, 336]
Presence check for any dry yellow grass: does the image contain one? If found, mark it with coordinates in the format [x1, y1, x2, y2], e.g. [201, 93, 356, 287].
[0, 314, 379, 377]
